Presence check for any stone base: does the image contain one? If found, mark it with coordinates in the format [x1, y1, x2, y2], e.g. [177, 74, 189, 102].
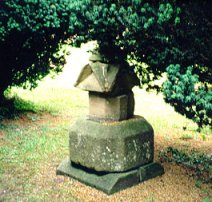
[56, 157, 164, 195]
[69, 116, 154, 172]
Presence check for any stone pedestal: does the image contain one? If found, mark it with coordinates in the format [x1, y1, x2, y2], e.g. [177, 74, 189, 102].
[56, 53, 164, 194]
[69, 116, 154, 172]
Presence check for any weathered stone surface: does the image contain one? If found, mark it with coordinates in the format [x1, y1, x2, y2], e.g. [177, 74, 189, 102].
[104, 71, 139, 96]
[127, 91, 135, 117]
[139, 162, 165, 181]
[74, 52, 139, 94]
[90, 62, 119, 92]
[75, 64, 103, 92]
[89, 52, 103, 62]
[56, 157, 164, 195]
[88, 91, 134, 121]
[89, 93, 129, 121]
[69, 116, 154, 172]
[74, 62, 120, 93]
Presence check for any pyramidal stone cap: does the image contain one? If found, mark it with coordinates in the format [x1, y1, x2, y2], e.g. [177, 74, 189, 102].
[74, 61, 120, 93]
[74, 52, 140, 94]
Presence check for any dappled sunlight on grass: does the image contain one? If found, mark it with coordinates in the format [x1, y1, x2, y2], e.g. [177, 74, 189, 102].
[5, 45, 92, 117]
[9, 87, 88, 116]
[133, 87, 199, 134]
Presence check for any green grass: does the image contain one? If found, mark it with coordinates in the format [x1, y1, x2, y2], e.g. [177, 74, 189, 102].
[0, 121, 71, 201]
[0, 45, 211, 201]
[1, 123, 68, 161]
[7, 87, 88, 116]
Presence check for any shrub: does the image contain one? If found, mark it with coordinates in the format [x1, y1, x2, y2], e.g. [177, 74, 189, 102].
[160, 147, 212, 183]
[163, 64, 212, 129]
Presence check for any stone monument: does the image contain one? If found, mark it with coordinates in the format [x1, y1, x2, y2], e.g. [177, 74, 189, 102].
[56, 53, 164, 194]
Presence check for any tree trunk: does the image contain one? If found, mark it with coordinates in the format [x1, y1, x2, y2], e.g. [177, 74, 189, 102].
[0, 90, 5, 104]
[0, 82, 8, 104]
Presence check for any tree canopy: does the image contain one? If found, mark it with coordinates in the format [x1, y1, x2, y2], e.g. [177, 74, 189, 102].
[68, 0, 212, 88]
[0, 0, 72, 99]
[0, 0, 211, 127]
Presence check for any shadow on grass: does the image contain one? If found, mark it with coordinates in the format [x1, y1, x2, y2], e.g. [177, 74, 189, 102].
[0, 95, 38, 120]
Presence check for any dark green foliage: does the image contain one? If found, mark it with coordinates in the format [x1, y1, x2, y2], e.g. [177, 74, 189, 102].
[163, 64, 212, 129]
[68, 0, 212, 87]
[0, 94, 37, 120]
[166, 1, 212, 84]
[161, 1, 212, 128]
[0, 0, 74, 99]
[0, 0, 182, 97]
[69, 1, 182, 88]
[159, 147, 212, 183]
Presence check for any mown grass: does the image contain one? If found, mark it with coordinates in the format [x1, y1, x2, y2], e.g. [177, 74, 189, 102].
[0, 45, 211, 201]
[0, 117, 70, 200]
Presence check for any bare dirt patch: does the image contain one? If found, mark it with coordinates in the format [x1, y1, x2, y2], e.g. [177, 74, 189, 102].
[1, 112, 71, 127]
[35, 159, 210, 202]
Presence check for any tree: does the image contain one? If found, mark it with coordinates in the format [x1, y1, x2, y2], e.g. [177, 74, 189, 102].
[169, 1, 212, 84]
[69, 0, 212, 86]
[0, 0, 74, 101]
[0, 0, 211, 127]
[70, 0, 183, 88]
[163, 65, 212, 129]
[162, 1, 212, 128]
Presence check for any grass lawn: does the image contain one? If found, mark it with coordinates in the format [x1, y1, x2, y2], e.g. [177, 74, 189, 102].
[0, 45, 211, 202]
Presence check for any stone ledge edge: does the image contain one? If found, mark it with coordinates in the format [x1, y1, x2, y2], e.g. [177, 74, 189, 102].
[56, 157, 164, 195]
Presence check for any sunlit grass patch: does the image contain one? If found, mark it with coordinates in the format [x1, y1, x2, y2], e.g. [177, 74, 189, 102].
[180, 133, 194, 140]
[8, 87, 88, 117]
[0, 121, 68, 163]
[133, 88, 198, 132]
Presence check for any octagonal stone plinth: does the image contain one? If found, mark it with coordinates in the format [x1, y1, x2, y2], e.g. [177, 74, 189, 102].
[69, 116, 154, 172]
[57, 158, 164, 195]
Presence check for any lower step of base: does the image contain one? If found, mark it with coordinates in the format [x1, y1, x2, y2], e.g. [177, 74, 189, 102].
[56, 157, 164, 195]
